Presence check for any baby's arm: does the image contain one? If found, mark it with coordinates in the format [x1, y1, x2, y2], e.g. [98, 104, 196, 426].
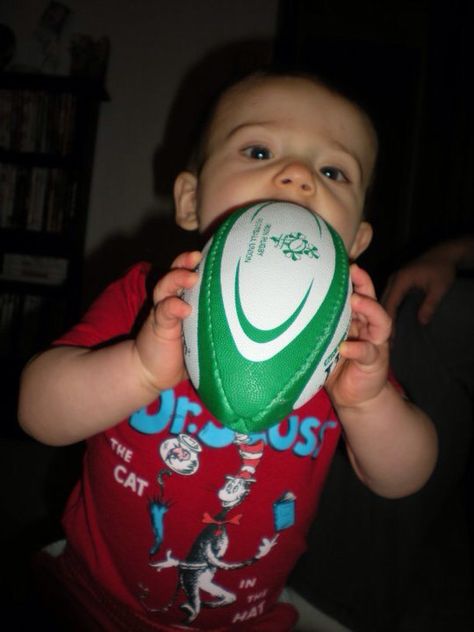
[18, 251, 201, 446]
[326, 264, 438, 498]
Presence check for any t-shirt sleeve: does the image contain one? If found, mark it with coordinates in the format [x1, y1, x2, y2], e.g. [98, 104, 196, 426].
[54, 262, 151, 348]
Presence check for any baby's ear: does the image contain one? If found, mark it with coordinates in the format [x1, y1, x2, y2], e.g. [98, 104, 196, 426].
[349, 221, 373, 260]
[174, 171, 198, 230]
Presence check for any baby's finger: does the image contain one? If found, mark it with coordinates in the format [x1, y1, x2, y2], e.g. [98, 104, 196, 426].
[351, 293, 392, 345]
[170, 250, 202, 271]
[350, 263, 376, 299]
[340, 339, 379, 366]
[152, 268, 198, 305]
[153, 295, 192, 334]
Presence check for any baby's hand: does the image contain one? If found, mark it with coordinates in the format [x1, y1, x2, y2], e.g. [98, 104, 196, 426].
[134, 251, 201, 394]
[326, 264, 391, 411]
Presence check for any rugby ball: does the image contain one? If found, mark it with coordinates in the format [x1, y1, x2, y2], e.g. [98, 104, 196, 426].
[182, 200, 351, 434]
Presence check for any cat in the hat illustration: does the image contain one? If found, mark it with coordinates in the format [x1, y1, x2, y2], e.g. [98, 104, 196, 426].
[139, 435, 278, 623]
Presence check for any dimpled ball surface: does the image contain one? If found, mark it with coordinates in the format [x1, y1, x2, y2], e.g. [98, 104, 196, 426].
[182, 200, 351, 433]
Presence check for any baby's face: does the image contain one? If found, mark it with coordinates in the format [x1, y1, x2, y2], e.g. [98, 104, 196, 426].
[175, 76, 377, 258]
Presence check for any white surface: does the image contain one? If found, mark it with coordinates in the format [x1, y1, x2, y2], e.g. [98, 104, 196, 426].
[281, 586, 353, 632]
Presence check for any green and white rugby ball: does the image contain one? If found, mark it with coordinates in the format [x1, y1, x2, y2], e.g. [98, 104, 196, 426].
[182, 200, 351, 433]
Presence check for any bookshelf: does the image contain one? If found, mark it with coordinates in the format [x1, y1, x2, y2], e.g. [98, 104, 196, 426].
[0, 72, 106, 434]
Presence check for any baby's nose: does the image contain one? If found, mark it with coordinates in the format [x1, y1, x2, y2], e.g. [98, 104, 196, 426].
[274, 161, 315, 195]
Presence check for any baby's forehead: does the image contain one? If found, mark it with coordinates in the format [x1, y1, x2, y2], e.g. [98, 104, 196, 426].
[206, 75, 377, 170]
[214, 75, 341, 114]
[210, 76, 374, 138]
[210, 75, 316, 122]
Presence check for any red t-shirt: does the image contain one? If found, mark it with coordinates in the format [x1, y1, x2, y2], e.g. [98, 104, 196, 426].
[54, 263, 342, 630]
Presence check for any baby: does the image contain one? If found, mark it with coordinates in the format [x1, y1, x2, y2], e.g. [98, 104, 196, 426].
[19, 70, 437, 631]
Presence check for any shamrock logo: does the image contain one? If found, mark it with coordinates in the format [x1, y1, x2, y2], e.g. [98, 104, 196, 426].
[270, 232, 319, 261]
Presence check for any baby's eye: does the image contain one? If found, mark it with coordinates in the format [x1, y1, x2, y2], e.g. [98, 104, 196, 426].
[242, 145, 273, 160]
[320, 166, 348, 182]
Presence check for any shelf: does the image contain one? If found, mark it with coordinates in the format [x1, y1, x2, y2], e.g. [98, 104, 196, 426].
[0, 72, 104, 433]
[0, 227, 77, 254]
[0, 148, 77, 168]
[0, 71, 109, 100]
[0, 277, 67, 296]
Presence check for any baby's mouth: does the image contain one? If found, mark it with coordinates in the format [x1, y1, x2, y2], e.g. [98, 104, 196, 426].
[202, 198, 315, 241]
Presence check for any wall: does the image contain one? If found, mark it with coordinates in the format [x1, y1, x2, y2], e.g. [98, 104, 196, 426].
[0, 0, 279, 298]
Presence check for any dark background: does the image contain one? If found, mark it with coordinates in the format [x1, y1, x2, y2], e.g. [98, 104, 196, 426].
[103, 0, 474, 300]
[274, 0, 473, 291]
[272, 5, 474, 630]
[2, 1, 473, 629]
